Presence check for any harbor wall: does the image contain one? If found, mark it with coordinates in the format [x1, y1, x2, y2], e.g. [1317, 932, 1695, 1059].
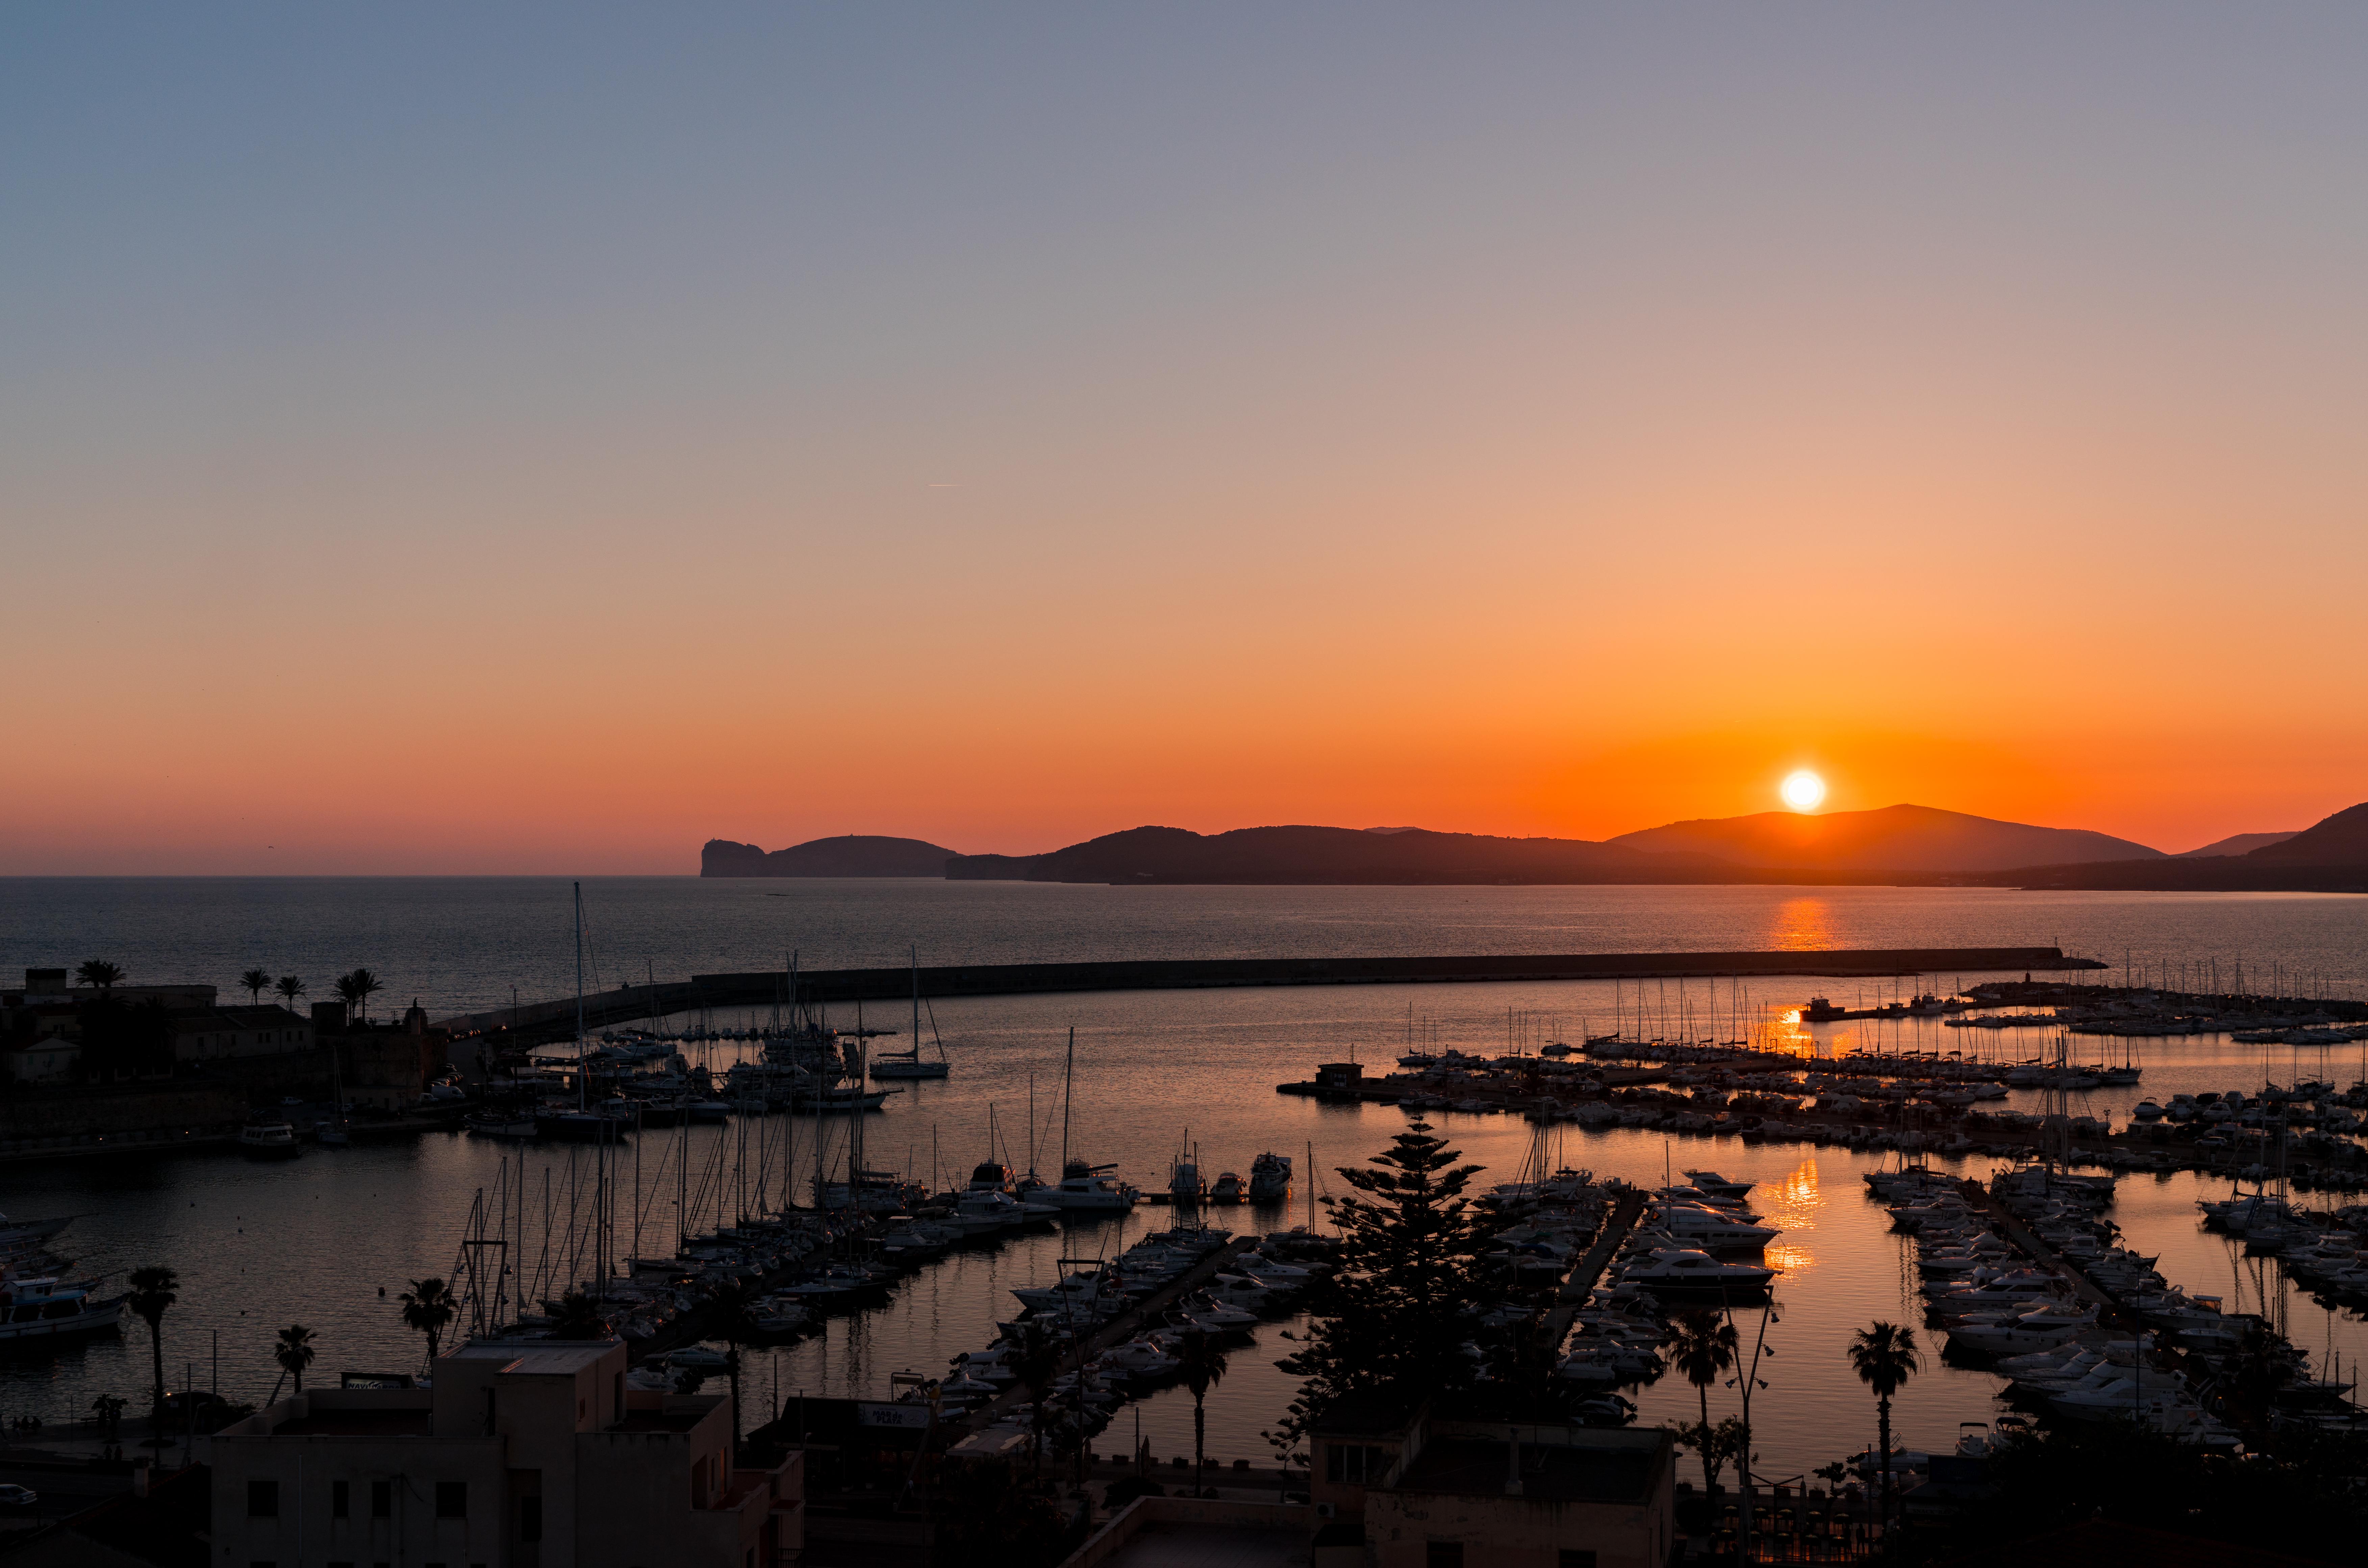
[436, 946, 2092, 1040]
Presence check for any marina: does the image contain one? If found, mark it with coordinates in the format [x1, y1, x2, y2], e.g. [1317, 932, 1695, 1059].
[4, 881, 2368, 1558]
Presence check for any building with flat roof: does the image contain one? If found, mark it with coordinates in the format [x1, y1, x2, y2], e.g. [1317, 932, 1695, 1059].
[1308, 1395, 1674, 1568]
[203, 1338, 800, 1568]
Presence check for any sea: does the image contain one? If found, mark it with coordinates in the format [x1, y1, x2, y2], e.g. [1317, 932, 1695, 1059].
[2, 878, 2364, 1482]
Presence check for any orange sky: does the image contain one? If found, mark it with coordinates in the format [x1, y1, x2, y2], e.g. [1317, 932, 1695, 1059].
[6, 9, 2365, 873]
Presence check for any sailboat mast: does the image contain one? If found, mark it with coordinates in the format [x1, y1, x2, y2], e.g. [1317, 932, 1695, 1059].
[574, 881, 587, 1112]
[1061, 1027, 1075, 1171]
[912, 945, 921, 1066]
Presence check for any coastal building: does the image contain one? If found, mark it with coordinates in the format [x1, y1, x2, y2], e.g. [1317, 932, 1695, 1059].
[1309, 1396, 1674, 1568]
[4, 1037, 81, 1084]
[312, 1000, 451, 1109]
[204, 1337, 802, 1568]
[168, 1004, 313, 1063]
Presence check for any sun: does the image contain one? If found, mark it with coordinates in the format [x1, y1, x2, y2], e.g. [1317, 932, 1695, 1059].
[1780, 769, 1827, 812]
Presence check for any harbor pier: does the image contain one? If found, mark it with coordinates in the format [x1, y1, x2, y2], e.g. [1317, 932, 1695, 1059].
[441, 946, 2097, 1044]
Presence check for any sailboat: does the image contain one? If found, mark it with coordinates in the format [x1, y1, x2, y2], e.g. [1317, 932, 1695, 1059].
[870, 946, 951, 1081]
[315, 1036, 352, 1147]
[538, 882, 632, 1141]
[1038, 1028, 1138, 1211]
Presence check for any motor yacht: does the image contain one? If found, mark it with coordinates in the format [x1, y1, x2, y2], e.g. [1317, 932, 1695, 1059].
[1653, 1205, 1780, 1248]
[237, 1118, 302, 1159]
[1248, 1152, 1292, 1202]
[0, 1277, 126, 1343]
[1619, 1248, 1776, 1292]
[1683, 1170, 1754, 1200]
[1040, 1160, 1138, 1212]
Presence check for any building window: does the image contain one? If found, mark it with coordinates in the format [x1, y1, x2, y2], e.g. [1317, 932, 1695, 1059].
[1558, 1553, 1598, 1568]
[1325, 1443, 1385, 1485]
[435, 1481, 467, 1519]
[519, 1496, 542, 1542]
[371, 1481, 392, 1519]
[332, 1480, 350, 1518]
[248, 1480, 279, 1517]
[1426, 1545, 1464, 1568]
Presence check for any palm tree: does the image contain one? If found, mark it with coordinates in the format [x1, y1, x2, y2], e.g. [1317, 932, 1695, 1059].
[1846, 1321, 1921, 1529]
[126, 1265, 178, 1442]
[1178, 1329, 1228, 1497]
[240, 969, 272, 1006]
[275, 975, 306, 1012]
[398, 1278, 456, 1366]
[336, 967, 385, 1024]
[1666, 1309, 1740, 1498]
[75, 959, 125, 992]
[274, 1323, 317, 1393]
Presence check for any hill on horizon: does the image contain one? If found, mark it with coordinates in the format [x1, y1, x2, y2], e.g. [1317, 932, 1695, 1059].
[1606, 803, 2164, 874]
[2244, 803, 2368, 864]
[2176, 830, 2300, 858]
[946, 824, 1704, 885]
[703, 835, 959, 877]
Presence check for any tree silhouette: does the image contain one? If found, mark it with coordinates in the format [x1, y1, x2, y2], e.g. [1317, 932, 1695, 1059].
[126, 1265, 178, 1442]
[75, 959, 125, 992]
[274, 1323, 317, 1393]
[240, 969, 272, 1006]
[1846, 1320, 1920, 1528]
[1178, 1329, 1229, 1497]
[275, 975, 307, 1012]
[1275, 1120, 1500, 1446]
[399, 1278, 456, 1365]
[336, 968, 384, 1024]
[1667, 1310, 1740, 1496]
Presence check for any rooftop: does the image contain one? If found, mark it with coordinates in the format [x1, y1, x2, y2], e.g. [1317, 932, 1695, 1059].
[446, 1341, 616, 1376]
[613, 1408, 709, 1434]
[1059, 1498, 1308, 1568]
[269, 1409, 433, 1438]
[1395, 1436, 1661, 1504]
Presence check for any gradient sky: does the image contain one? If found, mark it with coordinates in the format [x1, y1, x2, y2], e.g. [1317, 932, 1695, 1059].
[7, 5, 2367, 872]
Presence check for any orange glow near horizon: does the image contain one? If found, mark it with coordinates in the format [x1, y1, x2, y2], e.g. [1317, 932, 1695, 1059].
[6, 12, 2367, 873]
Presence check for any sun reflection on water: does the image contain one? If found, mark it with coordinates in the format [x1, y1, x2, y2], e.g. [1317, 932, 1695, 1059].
[1760, 1157, 1821, 1276]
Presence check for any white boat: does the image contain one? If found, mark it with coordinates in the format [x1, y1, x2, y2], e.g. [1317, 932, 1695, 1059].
[1619, 1248, 1775, 1292]
[1041, 1160, 1138, 1212]
[1654, 1205, 1780, 1248]
[237, 1119, 302, 1159]
[1208, 1172, 1245, 1205]
[1682, 1170, 1754, 1200]
[1247, 1152, 1292, 1202]
[0, 1278, 127, 1343]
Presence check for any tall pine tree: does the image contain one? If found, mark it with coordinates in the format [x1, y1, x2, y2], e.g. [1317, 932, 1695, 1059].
[1275, 1120, 1502, 1449]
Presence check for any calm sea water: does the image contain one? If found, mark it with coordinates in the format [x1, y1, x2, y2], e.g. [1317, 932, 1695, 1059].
[1, 880, 2363, 1481]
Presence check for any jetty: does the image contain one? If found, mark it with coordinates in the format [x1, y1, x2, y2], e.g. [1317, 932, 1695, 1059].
[1542, 1185, 1645, 1349]
[441, 946, 2097, 1044]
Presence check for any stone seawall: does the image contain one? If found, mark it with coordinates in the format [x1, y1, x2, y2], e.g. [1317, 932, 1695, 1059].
[438, 946, 2094, 1041]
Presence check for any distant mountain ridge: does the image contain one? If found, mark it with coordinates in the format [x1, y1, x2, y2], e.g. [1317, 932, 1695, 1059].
[703, 835, 959, 877]
[2175, 831, 2299, 858]
[706, 801, 2368, 886]
[1606, 804, 2162, 874]
[944, 824, 1698, 885]
[1962, 802, 2368, 890]
[2244, 803, 2368, 863]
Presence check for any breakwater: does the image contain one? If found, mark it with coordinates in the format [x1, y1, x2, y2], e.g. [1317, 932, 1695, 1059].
[438, 946, 2096, 1043]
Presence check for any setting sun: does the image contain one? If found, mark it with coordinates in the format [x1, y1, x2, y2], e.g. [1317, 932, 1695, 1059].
[1781, 770, 1827, 812]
